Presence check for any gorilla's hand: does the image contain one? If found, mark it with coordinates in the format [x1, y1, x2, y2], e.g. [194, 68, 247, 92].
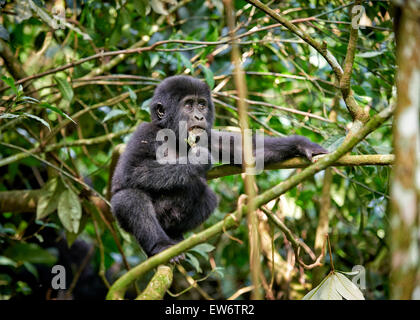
[296, 137, 328, 162]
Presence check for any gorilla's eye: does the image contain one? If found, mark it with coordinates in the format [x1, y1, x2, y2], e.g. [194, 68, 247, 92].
[198, 100, 207, 109]
[184, 100, 193, 110]
[156, 103, 165, 119]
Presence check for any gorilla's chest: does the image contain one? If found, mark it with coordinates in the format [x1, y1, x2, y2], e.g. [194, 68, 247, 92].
[151, 177, 206, 216]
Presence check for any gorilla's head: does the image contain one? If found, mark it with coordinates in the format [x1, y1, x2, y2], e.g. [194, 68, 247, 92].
[150, 76, 215, 138]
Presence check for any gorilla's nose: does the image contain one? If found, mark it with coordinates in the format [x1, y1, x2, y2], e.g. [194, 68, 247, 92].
[194, 114, 204, 121]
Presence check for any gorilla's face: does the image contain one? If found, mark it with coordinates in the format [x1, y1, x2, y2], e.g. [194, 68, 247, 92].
[150, 75, 214, 140]
[179, 94, 209, 135]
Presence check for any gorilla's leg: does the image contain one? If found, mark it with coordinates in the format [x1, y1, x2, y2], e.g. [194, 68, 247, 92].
[111, 189, 175, 256]
[177, 186, 218, 234]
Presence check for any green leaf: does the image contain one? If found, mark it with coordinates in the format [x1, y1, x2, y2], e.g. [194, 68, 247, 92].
[192, 243, 215, 252]
[132, 0, 148, 15]
[322, 135, 345, 153]
[36, 177, 63, 220]
[189, 243, 215, 259]
[54, 76, 74, 102]
[141, 98, 153, 110]
[57, 189, 82, 233]
[185, 253, 202, 273]
[19, 96, 40, 104]
[102, 109, 127, 123]
[16, 281, 32, 295]
[34, 220, 60, 229]
[116, 224, 132, 243]
[200, 65, 215, 89]
[0, 113, 20, 119]
[4, 243, 57, 265]
[23, 113, 51, 131]
[1, 76, 17, 94]
[65, 230, 79, 248]
[128, 88, 137, 103]
[357, 51, 384, 58]
[23, 262, 39, 279]
[0, 256, 17, 268]
[211, 267, 224, 279]
[39, 102, 76, 124]
[178, 53, 194, 73]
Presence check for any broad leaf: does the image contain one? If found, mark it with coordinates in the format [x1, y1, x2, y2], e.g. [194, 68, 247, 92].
[200, 64, 215, 89]
[54, 76, 74, 102]
[179, 53, 194, 73]
[1, 76, 17, 94]
[334, 272, 365, 300]
[189, 243, 215, 259]
[186, 252, 202, 273]
[302, 271, 364, 300]
[102, 109, 127, 123]
[4, 243, 57, 265]
[0, 256, 17, 268]
[57, 189, 82, 233]
[36, 177, 63, 220]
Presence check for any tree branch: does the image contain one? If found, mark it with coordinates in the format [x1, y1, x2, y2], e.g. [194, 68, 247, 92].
[339, 0, 369, 123]
[206, 154, 395, 179]
[0, 154, 394, 214]
[135, 265, 174, 300]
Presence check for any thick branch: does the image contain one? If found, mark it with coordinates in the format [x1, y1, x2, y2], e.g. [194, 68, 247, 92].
[0, 189, 43, 213]
[106, 106, 394, 299]
[207, 154, 395, 179]
[0, 154, 394, 214]
[135, 265, 174, 300]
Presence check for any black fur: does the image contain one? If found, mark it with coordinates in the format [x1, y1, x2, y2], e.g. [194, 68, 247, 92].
[111, 75, 327, 260]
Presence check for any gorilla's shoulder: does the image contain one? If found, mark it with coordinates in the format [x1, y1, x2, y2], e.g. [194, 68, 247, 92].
[130, 122, 159, 140]
[124, 122, 159, 156]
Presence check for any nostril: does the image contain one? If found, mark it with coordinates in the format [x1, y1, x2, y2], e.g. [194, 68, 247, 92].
[195, 115, 204, 121]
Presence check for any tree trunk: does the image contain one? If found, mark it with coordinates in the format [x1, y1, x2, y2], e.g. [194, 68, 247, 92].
[390, 2, 420, 300]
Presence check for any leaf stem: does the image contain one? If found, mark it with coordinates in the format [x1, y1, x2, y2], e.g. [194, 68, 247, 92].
[327, 234, 334, 271]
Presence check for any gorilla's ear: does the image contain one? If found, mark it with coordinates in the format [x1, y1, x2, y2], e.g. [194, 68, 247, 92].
[156, 103, 165, 119]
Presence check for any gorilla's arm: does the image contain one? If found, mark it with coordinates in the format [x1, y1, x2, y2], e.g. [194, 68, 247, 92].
[210, 130, 327, 165]
[129, 160, 205, 191]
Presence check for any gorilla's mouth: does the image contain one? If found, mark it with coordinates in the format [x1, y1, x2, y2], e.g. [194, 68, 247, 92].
[187, 126, 206, 146]
[188, 125, 206, 135]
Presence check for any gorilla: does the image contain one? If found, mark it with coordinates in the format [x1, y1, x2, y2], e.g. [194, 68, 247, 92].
[111, 75, 327, 261]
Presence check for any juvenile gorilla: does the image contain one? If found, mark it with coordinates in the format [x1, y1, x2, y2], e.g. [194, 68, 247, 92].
[111, 75, 327, 261]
